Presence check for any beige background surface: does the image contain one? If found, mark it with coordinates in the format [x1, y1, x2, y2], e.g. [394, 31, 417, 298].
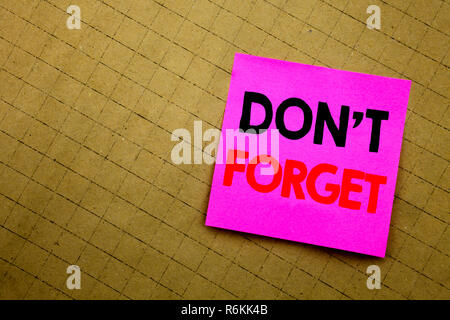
[0, 0, 448, 299]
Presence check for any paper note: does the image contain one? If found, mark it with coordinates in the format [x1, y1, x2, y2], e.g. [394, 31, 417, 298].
[206, 53, 411, 258]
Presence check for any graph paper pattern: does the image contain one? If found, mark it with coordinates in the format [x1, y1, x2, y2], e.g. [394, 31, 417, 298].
[0, 0, 448, 299]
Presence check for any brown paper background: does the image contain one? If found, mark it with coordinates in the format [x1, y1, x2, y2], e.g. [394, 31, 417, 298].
[0, 0, 448, 300]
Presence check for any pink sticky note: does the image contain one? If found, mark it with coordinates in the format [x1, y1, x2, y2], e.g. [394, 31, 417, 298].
[205, 53, 411, 257]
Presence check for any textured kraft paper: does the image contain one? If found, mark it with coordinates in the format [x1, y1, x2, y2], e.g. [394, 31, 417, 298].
[206, 53, 411, 257]
[0, 0, 448, 300]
